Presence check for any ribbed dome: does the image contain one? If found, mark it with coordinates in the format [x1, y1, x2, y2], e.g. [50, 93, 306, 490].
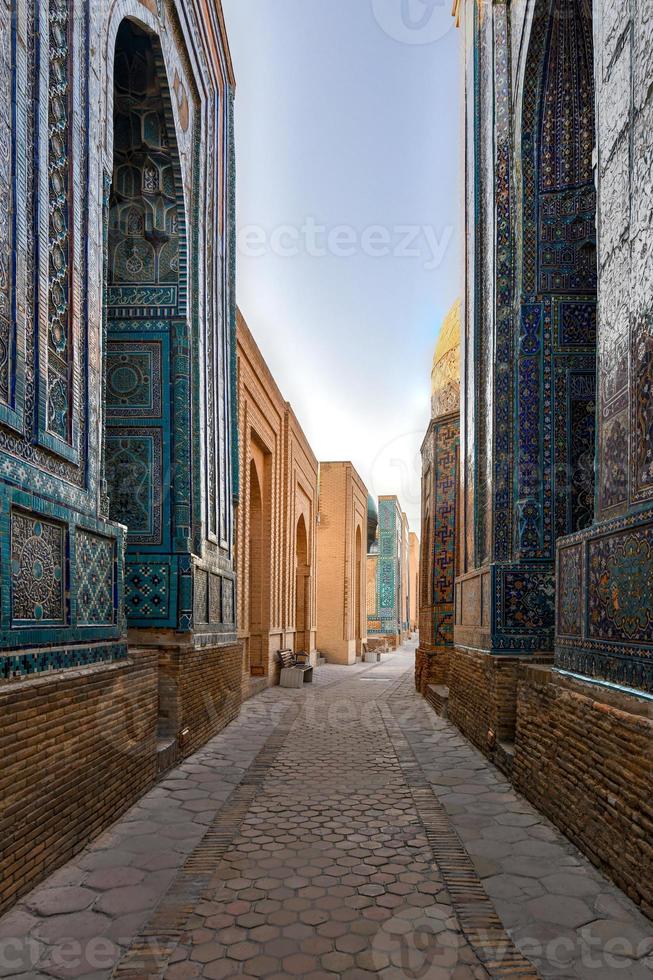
[431, 300, 461, 418]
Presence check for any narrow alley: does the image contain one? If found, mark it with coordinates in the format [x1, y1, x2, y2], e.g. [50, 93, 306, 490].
[2, 645, 651, 980]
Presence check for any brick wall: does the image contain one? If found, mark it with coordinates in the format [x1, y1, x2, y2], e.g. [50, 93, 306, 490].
[513, 669, 653, 917]
[0, 652, 158, 916]
[236, 311, 319, 673]
[415, 646, 450, 696]
[317, 463, 368, 665]
[448, 648, 521, 752]
[159, 643, 245, 757]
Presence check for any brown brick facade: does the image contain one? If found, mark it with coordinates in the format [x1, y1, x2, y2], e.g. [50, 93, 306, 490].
[513, 668, 653, 918]
[447, 648, 522, 753]
[414, 646, 450, 697]
[316, 463, 368, 665]
[0, 652, 159, 917]
[235, 311, 319, 685]
[158, 644, 245, 757]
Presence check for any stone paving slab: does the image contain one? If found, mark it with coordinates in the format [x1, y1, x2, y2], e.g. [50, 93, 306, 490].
[386, 661, 653, 978]
[0, 661, 376, 979]
[0, 644, 651, 980]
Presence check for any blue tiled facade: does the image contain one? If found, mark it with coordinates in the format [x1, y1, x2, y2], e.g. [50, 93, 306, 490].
[0, 0, 239, 678]
[456, 0, 653, 692]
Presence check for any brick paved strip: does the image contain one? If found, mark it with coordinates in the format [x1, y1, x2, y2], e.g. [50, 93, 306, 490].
[380, 706, 540, 980]
[112, 705, 302, 978]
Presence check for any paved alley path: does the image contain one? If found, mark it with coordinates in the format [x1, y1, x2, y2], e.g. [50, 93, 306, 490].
[1, 644, 652, 979]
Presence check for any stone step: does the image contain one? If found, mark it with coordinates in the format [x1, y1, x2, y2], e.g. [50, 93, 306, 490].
[426, 684, 449, 719]
[156, 735, 178, 775]
[247, 676, 269, 700]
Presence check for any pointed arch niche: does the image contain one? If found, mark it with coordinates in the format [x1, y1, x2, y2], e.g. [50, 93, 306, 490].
[104, 19, 189, 631]
[517, 0, 597, 561]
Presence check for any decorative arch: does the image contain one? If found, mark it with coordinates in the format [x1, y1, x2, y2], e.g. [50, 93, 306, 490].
[516, 0, 597, 561]
[104, 18, 191, 630]
[295, 512, 309, 652]
[248, 458, 265, 673]
[355, 523, 363, 647]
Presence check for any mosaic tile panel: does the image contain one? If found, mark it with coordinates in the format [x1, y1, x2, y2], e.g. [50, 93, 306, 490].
[221, 576, 234, 627]
[516, 0, 597, 568]
[373, 497, 402, 634]
[125, 562, 170, 620]
[106, 341, 163, 417]
[209, 573, 221, 624]
[194, 568, 208, 625]
[556, 508, 653, 692]
[492, 1, 514, 564]
[1, 643, 128, 681]
[11, 511, 66, 626]
[499, 569, 555, 634]
[45, 0, 73, 444]
[76, 531, 115, 626]
[600, 413, 629, 512]
[588, 526, 653, 643]
[0, 0, 13, 407]
[558, 543, 583, 638]
[106, 429, 163, 545]
[556, 645, 653, 692]
[432, 418, 459, 647]
[632, 312, 653, 503]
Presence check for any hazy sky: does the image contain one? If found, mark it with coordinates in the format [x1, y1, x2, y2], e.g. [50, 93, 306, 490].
[222, 0, 462, 535]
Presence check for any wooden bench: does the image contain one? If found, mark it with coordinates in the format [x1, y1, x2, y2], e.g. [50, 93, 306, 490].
[278, 649, 313, 687]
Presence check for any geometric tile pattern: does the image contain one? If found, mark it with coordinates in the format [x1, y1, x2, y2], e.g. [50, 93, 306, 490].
[125, 562, 170, 620]
[76, 531, 115, 626]
[1, 642, 128, 681]
[106, 341, 163, 417]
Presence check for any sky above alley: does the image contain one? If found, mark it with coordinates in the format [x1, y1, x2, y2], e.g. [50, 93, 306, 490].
[222, 0, 462, 535]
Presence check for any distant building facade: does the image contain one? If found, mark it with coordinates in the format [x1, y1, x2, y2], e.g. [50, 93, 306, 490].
[416, 302, 460, 700]
[408, 532, 419, 632]
[367, 495, 410, 649]
[235, 311, 318, 687]
[316, 462, 368, 665]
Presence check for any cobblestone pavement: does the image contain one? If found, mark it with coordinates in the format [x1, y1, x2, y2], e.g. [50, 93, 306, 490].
[1, 643, 651, 980]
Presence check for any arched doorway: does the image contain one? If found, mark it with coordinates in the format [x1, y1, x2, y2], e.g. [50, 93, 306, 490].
[517, 0, 597, 561]
[105, 20, 187, 630]
[295, 514, 309, 653]
[355, 525, 362, 652]
[248, 459, 265, 674]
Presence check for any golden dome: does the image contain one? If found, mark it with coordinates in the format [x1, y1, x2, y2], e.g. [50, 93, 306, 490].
[431, 299, 461, 418]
